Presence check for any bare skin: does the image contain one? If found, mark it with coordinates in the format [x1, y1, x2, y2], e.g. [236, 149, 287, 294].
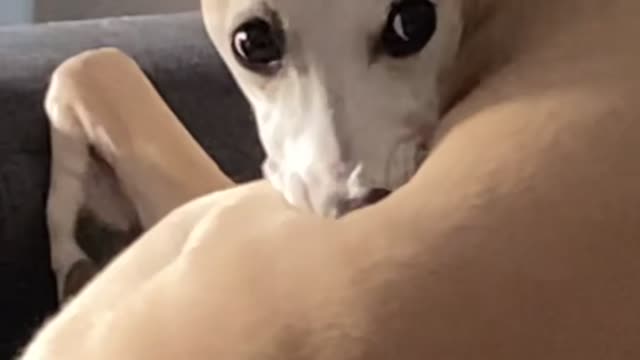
[20, 0, 640, 358]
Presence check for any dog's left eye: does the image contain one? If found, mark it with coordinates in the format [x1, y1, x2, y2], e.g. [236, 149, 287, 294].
[381, 0, 437, 58]
[232, 17, 285, 75]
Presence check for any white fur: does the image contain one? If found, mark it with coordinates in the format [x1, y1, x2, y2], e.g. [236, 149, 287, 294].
[45, 92, 94, 299]
[204, 0, 464, 217]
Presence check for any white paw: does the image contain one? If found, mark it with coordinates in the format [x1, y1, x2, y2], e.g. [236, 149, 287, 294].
[50, 240, 89, 301]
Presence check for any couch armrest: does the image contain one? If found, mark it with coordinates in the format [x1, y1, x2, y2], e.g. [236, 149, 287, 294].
[0, 11, 263, 179]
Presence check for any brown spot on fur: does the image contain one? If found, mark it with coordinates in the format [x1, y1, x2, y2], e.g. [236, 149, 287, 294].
[74, 207, 142, 268]
[63, 259, 99, 299]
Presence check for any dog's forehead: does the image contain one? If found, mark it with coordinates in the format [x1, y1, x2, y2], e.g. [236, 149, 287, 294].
[272, 0, 390, 25]
[226, 0, 393, 33]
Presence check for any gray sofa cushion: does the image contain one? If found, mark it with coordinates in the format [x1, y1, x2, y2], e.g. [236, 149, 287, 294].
[0, 12, 263, 358]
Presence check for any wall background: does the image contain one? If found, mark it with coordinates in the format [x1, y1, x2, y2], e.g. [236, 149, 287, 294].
[35, 0, 199, 22]
[0, 0, 199, 25]
[0, 0, 35, 25]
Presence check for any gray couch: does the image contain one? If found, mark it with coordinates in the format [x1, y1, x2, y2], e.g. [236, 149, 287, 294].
[0, 12, 263, 358]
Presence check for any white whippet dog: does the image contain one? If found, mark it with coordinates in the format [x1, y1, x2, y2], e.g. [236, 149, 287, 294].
[207, 0, 461, 217]
[48, 0, 461, 300]
[21, 0, 640, 358]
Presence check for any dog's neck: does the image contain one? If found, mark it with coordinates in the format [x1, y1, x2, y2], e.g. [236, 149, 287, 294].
[441, 0, 610, 115]
[440, 0, 524, 114]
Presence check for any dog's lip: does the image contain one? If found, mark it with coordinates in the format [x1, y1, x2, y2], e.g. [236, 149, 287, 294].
[415, 141, 430, 166]
[336, 188, 392, 216]
[364, 188, 392, 204]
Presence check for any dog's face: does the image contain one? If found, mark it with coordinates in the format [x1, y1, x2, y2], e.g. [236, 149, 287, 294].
[203, 0, 464, 217]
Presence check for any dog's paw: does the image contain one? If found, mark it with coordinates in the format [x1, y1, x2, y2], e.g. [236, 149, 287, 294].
[50, 240, 89, 302]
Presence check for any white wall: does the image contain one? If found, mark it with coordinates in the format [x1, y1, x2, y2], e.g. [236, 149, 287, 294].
[0, 0, 197, 26]
[0, 0, 35, 25]
[35, 0, 199, 22]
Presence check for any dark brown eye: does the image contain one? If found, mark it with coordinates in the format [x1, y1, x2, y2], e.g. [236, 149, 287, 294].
[381, 0, 437, 58]
[232, 17, 285, 75]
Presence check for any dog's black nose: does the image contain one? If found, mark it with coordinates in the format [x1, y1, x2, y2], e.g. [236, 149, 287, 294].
[336, 188, 392, 216]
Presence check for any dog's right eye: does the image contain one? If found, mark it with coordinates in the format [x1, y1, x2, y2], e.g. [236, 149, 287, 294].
[380, 0, 437, 58]
[232, 18, 285, 75]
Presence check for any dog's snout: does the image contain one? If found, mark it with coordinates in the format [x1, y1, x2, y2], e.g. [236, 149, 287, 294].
[336, 188, 391, 216]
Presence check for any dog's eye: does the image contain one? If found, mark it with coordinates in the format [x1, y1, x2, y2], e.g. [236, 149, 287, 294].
[232, 17, 285, 75]
[381, 0, 436, 58]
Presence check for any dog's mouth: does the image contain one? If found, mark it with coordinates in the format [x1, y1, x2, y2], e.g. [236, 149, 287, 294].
[335, 140, 429, 217]
[336, 188, 393, 216]
[415, 140, 430, 166]
[262, 135, 430, 218]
